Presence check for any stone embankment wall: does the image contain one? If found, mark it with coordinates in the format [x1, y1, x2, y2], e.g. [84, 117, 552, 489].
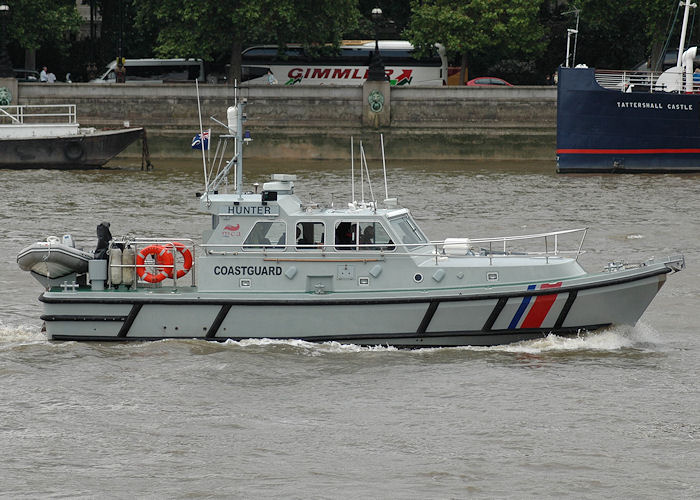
[16, 83, 557, 160]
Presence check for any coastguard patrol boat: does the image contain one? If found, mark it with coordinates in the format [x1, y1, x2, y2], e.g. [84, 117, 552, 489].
[18, 100, 685, 346]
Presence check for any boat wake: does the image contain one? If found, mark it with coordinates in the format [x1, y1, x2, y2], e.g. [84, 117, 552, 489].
[219, 324, 663, 355]
[225, 337, 399, 355]
[461, 322, 663, 355]
[0, 322, 663, 356]
[0, 322, 46, 346]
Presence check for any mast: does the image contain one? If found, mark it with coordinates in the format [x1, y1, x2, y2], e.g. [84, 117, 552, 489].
[677, 0, 697, 67]
[235, 100, 244, 197]
[202, 97, 247, 197]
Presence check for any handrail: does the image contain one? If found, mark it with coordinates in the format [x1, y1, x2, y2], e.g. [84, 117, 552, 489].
[0, 104, 77, 124]
[0, 106, 21, 123]
[594, 69, 700, 93]
[201, 228, 589, 262]
[440, 227, 587, 245]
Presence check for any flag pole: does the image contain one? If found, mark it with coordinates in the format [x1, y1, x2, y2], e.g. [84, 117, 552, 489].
[351, 136, 355, 204]
[196, 79, 208, 190]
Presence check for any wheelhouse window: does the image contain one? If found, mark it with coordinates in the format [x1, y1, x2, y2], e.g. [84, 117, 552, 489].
[334, 222, 357, 250]
[296, 221, 324, 250]
[243, 221, 286, 250]
[389, 215, 428, 249]
[334, 221, 394, 251]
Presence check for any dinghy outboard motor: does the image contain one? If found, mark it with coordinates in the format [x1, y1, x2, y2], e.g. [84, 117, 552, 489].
[95, 222, 112, 259]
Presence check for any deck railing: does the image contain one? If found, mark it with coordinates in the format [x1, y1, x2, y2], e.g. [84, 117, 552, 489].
[202, 228, 588, 265]
[594, 69, 700, 93]
[0, 104, 77, 125]
[432, 227, 588, 263]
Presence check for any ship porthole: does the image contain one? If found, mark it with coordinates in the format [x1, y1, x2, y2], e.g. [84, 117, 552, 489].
[413, 273, 423, 283]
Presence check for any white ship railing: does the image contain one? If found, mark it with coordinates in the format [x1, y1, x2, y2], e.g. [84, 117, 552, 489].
[202, 228, 588, 265]
[432, 227, 588, 265]
[0, 104, 77, 125]
[594, 69, 700, 93]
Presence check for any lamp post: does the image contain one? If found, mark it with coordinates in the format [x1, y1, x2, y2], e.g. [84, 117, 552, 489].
[367, 6, 386, 81]
[0, 4, 13, 78]
[115, 0, 126, 83]
[86, 0, 97, 81]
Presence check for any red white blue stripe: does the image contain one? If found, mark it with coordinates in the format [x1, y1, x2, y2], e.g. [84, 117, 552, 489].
[508, 282, 563, 329]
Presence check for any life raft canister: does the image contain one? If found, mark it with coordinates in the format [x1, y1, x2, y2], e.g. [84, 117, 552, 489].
[162, 241, 193, 279]
[135, 245, 172, 283]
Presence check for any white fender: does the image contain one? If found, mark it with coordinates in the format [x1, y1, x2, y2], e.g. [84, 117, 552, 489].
[109, 247, 122, 285]
[122, 246, 135, 286]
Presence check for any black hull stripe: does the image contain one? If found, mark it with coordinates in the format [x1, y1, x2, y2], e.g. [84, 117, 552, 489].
[41, 315, 127, 322]
[118, 304, 142, 338]
[207, 305, 231, 338]
[416, 301, 439, 334]
[483, 297, 508, 331]
[554, 291, 578, 330]
[39, 266, 670, 307]
[48, 323, 612, 345]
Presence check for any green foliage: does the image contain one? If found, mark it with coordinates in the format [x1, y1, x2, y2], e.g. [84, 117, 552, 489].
[5, 0, 81, 51]
[573, 0, 651, 68]
[405, 0, 545, 61]
[557, 0, 689, 70]
[273, 0, 360, 52]
[132, 0, 360, 80]
[98, 0, 158, 60]
[132, 1, 255, 60]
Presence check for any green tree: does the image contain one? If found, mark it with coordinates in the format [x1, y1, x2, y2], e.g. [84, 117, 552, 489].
[405, 0, 545, 84]
[4, 0, 81, 67]
[98, 0, 159, 61]
[134, 0, 360, 83]
[554, 0, 694, 72]
[353, 0, 413, 39]
[572, 0, 651, 69]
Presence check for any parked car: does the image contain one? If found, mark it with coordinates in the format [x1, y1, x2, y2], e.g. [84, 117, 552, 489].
[466, 77, 513, 87]
[14, 68, 40, 82]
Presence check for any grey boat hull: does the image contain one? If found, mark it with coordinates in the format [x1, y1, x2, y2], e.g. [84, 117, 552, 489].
[39, 264, 671, 347]
[0, 128, 143, 169]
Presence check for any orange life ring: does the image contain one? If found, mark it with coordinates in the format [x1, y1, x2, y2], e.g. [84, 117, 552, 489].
[135, 245, 171, 283]
[162, 241, 193, 279]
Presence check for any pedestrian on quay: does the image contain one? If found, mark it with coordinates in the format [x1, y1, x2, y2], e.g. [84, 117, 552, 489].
[267, 69, 278, 85]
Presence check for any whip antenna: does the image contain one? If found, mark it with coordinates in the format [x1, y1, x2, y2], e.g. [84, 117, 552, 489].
[360, 141, 375, 206]
[381, 133, 388, 200]
[351, 136, 356, 204]
[195, 80, 208, 191]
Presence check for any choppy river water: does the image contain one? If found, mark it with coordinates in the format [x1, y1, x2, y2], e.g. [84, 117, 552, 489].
[0, 159, 698, 498]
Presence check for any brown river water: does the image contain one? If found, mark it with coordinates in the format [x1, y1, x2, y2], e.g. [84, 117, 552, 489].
[0, 158, 698, 498]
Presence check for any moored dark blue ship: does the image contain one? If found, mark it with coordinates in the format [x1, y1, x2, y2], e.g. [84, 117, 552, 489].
[557, 0, 700, 173]
[557, 66, 700, 173]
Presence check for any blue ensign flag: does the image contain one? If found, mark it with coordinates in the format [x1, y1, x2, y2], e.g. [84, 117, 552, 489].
[192, 130, 210, 150]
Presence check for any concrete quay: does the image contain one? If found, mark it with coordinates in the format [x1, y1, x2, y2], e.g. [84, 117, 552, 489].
[16, 83, 557, 161]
